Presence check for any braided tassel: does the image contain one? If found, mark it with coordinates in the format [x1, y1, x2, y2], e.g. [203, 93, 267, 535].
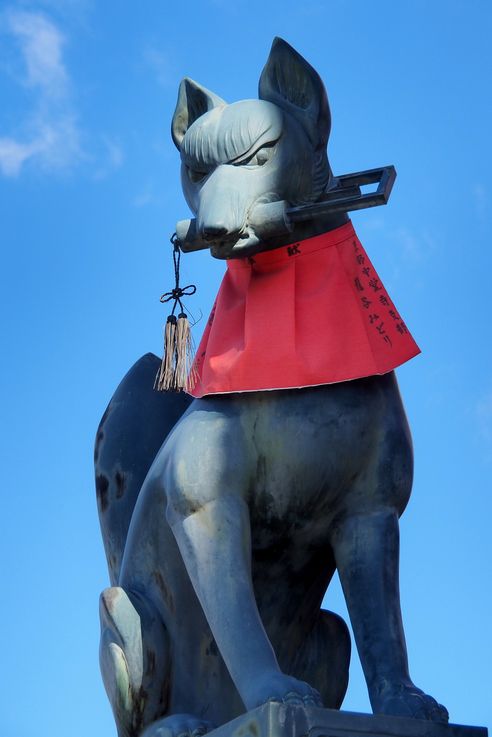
[155, 235, 197, 392]
[154, 315, 177, 391]
[175, 312, 198, 392]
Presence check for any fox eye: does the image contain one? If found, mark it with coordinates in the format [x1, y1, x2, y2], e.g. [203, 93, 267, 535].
[246, 146, 271, 168]
[187, 167, 207, 184]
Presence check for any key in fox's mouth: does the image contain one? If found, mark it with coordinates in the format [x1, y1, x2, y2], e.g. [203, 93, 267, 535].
[209, 230, 261, 260]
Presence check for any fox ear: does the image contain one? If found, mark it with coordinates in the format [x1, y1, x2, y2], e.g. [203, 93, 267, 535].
[172, 77, 226, 148]
[259, 37, 330, 151]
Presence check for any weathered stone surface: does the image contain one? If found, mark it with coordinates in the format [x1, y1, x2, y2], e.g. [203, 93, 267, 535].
[208, 704, 487, 737]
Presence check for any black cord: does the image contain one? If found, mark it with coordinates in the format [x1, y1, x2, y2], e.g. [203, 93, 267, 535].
[160, 233, 196, 315]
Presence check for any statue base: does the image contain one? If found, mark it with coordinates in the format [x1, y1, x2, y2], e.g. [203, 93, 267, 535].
[207, 704, 487, 737]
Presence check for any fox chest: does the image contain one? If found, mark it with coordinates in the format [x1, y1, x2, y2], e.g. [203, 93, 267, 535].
[170, 375, 406, 547]
[239, 386, 382, 544]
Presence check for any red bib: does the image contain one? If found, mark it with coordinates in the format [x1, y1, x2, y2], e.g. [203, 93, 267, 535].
[188, 221, 420, 398]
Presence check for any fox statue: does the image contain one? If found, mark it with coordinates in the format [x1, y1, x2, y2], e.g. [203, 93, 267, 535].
[95, 38, 448, 737]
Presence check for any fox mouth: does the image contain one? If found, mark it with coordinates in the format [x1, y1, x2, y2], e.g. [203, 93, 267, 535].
[209, 229, 261, 259]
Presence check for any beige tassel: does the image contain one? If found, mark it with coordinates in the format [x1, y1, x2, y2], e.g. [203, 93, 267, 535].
[155, 315, 176, 391]
[175, 312, 198, 392]
[155, 313, 196, 392]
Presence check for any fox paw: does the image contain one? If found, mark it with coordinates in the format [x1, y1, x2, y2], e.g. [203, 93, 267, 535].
[141, 714, 215, 737]
[372, 682, 448, 722]
[245, 670, 323, 710]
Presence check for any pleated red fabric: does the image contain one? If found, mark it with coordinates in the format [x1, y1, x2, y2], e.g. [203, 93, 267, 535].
[188, 221, 420, 398]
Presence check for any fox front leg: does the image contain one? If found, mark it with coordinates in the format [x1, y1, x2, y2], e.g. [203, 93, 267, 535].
[332, 508, 448, 722]
[162, 406, 322, 710]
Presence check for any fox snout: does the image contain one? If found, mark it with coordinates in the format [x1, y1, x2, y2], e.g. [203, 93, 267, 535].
[201, 227, 230, 242]
[194, 165, 254, 244]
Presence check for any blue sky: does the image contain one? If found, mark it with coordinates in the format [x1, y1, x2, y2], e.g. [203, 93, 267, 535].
[1, 1, 491, 736]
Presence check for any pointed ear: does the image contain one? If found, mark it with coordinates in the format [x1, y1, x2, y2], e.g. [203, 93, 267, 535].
[171, 77, 226, 149]
[259, 38, 330, 150]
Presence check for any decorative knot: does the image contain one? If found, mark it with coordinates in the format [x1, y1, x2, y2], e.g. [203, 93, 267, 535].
[160, 284, 196, 303]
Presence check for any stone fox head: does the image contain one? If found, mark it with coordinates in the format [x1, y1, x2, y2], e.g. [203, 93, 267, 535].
[171, 38, 335, 259]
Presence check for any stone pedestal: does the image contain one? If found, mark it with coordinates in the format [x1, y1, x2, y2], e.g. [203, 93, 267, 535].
[207, 704, 487, 737]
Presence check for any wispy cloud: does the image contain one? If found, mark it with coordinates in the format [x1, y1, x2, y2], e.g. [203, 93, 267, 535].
[0, 115, 80, 176]
[357, 219, 440, 290]
[393, 226, 437, 265]
[14, 0, 94, 28]
[0, 8, 83, 176]
[7, 8, 68, 95]
[143, 45, 175, 88]
[132, 181, 159, 208]
[93, 135, 124, 180]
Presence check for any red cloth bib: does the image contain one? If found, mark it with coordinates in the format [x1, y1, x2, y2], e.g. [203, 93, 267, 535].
[188, 221, 420, 398]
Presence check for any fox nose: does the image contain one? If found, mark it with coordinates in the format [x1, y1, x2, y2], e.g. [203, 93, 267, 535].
[202, 226, 229, 241]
